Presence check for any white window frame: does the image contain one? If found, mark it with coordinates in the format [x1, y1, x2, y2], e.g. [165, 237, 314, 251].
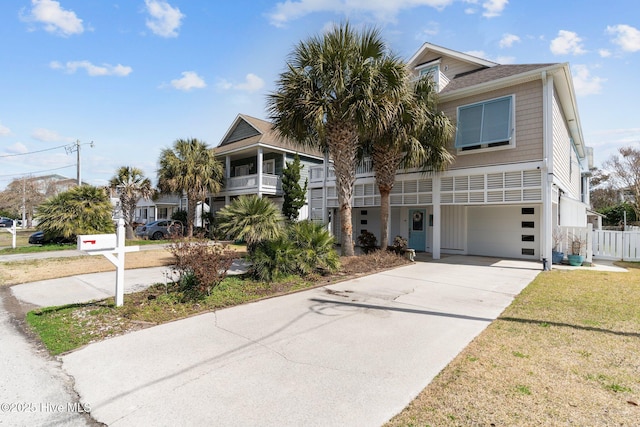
[415, 60, 440, 88]
[455, 94, 516, 155]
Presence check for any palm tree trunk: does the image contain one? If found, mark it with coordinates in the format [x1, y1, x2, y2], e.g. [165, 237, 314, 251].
[327, 121, 358, 257]
[372, 143, 402, 250]
[187, 197, 196, 237]
[379, 186, 391, 249]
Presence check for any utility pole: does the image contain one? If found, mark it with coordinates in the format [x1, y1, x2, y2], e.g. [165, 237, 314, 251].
[66, 140, 94, 185]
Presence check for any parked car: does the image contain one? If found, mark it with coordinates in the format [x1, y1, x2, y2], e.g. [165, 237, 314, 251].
[0, 217, 15, 227]
[135, 220, 184, 240]
[28, 231, 75, 245]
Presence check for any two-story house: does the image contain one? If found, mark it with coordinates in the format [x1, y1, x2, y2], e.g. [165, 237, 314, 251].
[308, 42, 593, 264]
[210, 114, 324, 217]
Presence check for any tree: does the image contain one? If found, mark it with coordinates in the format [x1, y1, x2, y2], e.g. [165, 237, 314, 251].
[603, 145, 640, 220]
[365, 76, 454, 249]
[0, 176, 68, 227]
[215, 195, 284, 254]
[157, 138, 223, 237]
[35, 185, 115, 240]
[281, 154, 308, 221]
[589, 168, 620, 212]
[109, 166, 153, 239]
[267, 22, 407, 256]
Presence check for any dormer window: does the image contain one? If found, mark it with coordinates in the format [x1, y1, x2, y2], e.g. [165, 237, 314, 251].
[415, 59, 450, 92]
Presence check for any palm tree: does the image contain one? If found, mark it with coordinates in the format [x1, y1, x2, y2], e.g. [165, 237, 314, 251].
[267, 22, 407, 256]
[109, 166, 153, 239]
[366, 76, 454, 249]
[157, 138, 223, 237]
[36, 185, 115, 240]
[216, 195, 284, 254]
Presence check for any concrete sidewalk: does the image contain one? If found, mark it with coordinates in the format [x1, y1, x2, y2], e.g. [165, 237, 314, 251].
[59, 256, 541, 426]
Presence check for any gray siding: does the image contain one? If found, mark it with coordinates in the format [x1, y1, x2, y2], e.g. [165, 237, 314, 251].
[222, 120, 260, 146]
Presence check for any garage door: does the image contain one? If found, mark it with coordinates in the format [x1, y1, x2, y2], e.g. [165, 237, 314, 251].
[467, 205, 539, 259]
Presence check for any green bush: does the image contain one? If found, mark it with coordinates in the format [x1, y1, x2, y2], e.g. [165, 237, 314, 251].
[250, 221, 340, 282]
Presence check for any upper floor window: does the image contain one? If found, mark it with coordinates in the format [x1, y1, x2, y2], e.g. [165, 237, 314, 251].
[455, 95, 515, 152]
[415, 61, 441, 90]
[263, 159, 275, 174]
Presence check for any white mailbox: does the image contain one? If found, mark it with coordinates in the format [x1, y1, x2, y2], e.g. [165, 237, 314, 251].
[77, 234, 117, 251]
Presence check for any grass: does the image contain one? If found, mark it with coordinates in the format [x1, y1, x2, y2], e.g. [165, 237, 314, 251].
[24, 250, 410, 355]
[386, 262, 640, 426]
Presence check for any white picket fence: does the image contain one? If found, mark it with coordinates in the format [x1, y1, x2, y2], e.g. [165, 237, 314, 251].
[592, 229, 640, 261]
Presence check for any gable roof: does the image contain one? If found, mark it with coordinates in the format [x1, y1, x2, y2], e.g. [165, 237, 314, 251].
[408, 42, 498, 69]
[215, 114, 322, 158]
[440, 63, 557, 94]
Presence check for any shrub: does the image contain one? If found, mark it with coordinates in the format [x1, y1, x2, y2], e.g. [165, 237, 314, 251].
[357, 230, 378, 254]
[250, 238, 299, 282]
[168, 239, 234, 299]
[288, 220, 340, 275]
[388, 235, 408, 254]
[215, 195, 284, 254]
[250, 221, 340, 282]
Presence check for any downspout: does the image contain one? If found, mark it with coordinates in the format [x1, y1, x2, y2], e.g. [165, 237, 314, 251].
[541, 71, 554, 270]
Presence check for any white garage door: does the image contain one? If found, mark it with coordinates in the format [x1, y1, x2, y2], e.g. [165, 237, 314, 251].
[467, 205, 539, 259]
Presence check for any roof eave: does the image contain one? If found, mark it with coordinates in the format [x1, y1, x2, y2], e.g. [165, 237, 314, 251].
[407, 42, 499, 68]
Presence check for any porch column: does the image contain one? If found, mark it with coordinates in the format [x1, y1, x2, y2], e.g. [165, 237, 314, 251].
[432, 175, 441, 260]
[541, 71, 554, 270]
[322, 150, 329, 225]
[225, 155, 231, 179]
[257, 147, 263, 198]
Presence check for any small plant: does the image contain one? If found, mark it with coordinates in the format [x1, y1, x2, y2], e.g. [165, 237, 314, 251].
[552, 227, 564, 252]
[357, 230, 378, 254]
[168, 238, 234, 299]
[389, 235, 408, 254]
[570, 233, 586, 256]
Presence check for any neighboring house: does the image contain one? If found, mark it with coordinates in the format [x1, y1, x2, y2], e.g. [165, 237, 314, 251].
[210, 114, 324, 217]
[134, 194, 185, 225]
[308, 42, 594, 263]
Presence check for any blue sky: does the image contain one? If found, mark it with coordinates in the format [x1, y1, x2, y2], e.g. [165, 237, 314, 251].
[1, 0, 639, 190]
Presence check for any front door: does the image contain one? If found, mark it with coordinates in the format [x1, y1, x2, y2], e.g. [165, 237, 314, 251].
[408, 209, 426, 251]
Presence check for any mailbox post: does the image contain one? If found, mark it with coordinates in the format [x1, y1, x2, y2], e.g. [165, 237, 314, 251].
[77, 218, 139, 307]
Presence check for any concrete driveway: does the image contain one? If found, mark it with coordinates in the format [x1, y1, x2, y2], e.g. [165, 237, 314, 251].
[60, 256, 540, 426]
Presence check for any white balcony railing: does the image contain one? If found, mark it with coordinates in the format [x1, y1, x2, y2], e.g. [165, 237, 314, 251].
[309, 157, 374, 183]
[225, 174, 281, 193]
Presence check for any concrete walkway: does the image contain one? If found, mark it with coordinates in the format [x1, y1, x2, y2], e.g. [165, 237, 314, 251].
[55, 256, 541, 426]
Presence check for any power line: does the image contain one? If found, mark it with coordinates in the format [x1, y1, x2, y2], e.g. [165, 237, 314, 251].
[0, 164, 75, 179]
[0, 143, 70, 158]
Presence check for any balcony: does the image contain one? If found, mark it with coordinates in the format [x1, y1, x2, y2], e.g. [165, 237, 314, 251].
[309, 157, 374, 183]
[223, 173, 282, 195]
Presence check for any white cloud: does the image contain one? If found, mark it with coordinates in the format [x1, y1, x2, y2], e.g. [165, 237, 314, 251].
[482, 0, 508, 18]
[571, 64, 606, 96]
[50, 60, 132, 76]
[598, 49, 611, 58]
[464, 50, 512, 64]
[415, 21, 440, 39]
[5, 143, 28, 154]
[170, 71, 206, 91]
[499, 33, 520, 48]
[550, 30, 586, 55]
[25, 0, 84, 36]
[0, 122, 10, 136]
[495, 55, 515, 64]
[607, 24, 640, 52]
[145, 0, 184, 38]
[31, 128, 73, 142]
[217, 74, 265, 93]
[267, 0, 454, 27]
